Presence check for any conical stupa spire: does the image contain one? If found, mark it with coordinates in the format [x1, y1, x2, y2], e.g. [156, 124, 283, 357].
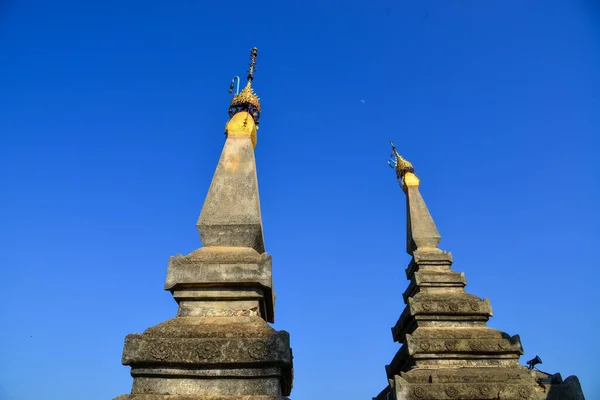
[227, 47, 261, 147]
[168, 47, 274, 320]
[374, 141, 534, 400]
[374, 141, 584, 400]
[389, 141, 441, 255]
[116, 49, 293, 400]
[197, 47, 264, 253]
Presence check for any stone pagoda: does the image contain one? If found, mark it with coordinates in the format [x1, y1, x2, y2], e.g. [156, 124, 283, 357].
[373, 142, 584, 400]
[115, 48, 293, 400]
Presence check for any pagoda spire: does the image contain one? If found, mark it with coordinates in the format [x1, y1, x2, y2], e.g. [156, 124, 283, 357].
[115, 48, 293, 400]
[195, 47, 265, 256]
[389, 141, 441, 255]
[373, 141, 585, 400]
[226, 47, 261, 147]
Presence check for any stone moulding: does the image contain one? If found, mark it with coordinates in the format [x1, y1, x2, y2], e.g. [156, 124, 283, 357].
[164, 247, 275, 323]
[115, 395, 290, 400]
[405, 383, 534, 400]
[402, 270, 466, 301]
[404, 249, 454, 279]
[392, 373, 537, 400]
[407, 296, 492, 316]
[391, 296, 495, 344]
[122, 333, 293, 366]
[165, 250, 273, 290]
[405, 336, 523, 356]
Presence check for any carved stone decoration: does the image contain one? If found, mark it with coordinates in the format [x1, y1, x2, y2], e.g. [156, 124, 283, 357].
[175, 342, 193, 362]
[196, 341, 221, 361]
[469, 340, 484, 351]
[248, 341, 268, 359]
[480, 385, 492, 396]
[518, 386, 531, 398]
[370, 145, 587, 400]
[407, 297, 493, 316]
[113, 54, 300, 400]
[413, 386, 426, 398]
[445, 386, 459, 398]
[444, 340, 458, 351]
[150, 341, 170, 361]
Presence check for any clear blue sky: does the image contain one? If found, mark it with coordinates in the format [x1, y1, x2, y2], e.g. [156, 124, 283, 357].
[1, 1, 599, 399]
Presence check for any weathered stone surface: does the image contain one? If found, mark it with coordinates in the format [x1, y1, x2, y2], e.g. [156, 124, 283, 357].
[375, 368, 543, 400]
[119, 317, 292, 398]
[402, 270, 466, 301]
[399, 367, 533, 383]
[392, 294, 494, 343]
[164, 246, 275, 322]
[122, 334, 291, 366]
[122, 320, 292, 366]
[407, 294, 492, 316]
[197, 136, 265, 253]
[413, 270, 466, 287]
[165, 253, 272, 290]
[131, 374, 283, 397]
[373, 164, 585, 399]
[394, 379, 536, 399]
[405, 328, 523, 356]
[405, 186, 441, 255]
[115, 395, 289, 400]
[387, 331, 523, 376]
[116, 110, 294, 399]
[405, 248, 453, 279]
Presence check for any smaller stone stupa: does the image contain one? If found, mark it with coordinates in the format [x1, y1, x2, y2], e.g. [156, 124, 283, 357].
[373, 142, 585, 400]
[115, 48, 293, 400]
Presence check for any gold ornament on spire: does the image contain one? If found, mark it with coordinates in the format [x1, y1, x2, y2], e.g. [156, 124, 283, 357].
[388, 141, 420, 191]
[228, 47, 261, 124]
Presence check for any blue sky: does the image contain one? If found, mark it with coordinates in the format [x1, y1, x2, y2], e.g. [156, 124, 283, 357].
[1, 1, 599, 399]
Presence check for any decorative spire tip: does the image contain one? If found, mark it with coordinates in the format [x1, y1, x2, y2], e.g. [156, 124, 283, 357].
[228, 47, 261, 124]
[388, 140, 419, 190]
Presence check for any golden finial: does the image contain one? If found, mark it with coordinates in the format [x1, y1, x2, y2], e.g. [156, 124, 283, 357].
[247, 47, 257, 83]
[388, 141, 419, 191]
[228, 47, 261, 124]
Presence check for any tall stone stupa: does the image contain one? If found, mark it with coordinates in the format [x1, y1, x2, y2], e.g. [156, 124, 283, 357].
[373, 142, 584, 400]
[115, 48, 293, 400]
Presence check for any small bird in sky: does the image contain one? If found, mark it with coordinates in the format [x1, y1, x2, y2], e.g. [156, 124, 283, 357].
[360, 99, 366, 104]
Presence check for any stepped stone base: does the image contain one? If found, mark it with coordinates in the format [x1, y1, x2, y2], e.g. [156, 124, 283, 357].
[371, 178, 585, 400]
[374, 367, 585, 400]
[115, 316, 293, 399]
[392, 367, 538, 399]
[115, 396, 289, 400]
[387, 327, 523, 374]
